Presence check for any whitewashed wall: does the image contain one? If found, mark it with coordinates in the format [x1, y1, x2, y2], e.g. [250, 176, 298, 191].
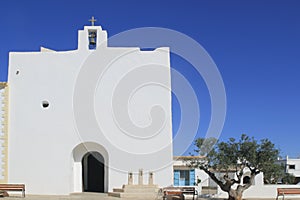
[7, 26, 173, 195]
[217, 184, 300, 199]
[0, 85, 6, 180]
[286, 158, 300, 177]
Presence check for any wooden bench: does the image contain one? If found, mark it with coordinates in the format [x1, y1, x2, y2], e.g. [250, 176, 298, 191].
[276, 188, 300, 200]
[163, 190, 183, 200]
[163, 187, 198, 200]
[0, 184, 25, 197]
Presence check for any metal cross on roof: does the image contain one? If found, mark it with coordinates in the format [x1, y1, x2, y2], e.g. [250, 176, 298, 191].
[89, 16, 97, 26]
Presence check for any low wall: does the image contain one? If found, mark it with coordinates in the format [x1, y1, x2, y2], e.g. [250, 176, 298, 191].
[217, 184, 300, 199]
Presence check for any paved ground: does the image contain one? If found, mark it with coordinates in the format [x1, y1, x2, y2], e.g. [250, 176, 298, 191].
[4, 193, 116, 200]
[2, 193, 278, 200]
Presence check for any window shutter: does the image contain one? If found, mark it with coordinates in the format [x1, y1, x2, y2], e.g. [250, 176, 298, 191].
[174, 170, 180, 186]
[189, 169, 195, 186]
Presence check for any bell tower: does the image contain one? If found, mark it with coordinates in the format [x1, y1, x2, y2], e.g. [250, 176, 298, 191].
[88, 16, 97, 50]
[77, 16, 107, 51]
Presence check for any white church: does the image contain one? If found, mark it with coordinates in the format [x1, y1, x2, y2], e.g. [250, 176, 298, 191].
[0, 19, 174, 195]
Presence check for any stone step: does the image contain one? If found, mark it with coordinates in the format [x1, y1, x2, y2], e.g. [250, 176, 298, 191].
[122, 185, 159, 192]
[108, 192, 157, 199]
[108, 192, 121, 198]
[125, 188, 159, 193]
[112, 189, 159, 193]
[123, 184, 158, 188]
[113, 188, 124, 193]
[109, 184, 160, 199]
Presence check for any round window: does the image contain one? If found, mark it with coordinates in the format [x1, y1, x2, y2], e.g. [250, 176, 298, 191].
[42, 101, 50, 109]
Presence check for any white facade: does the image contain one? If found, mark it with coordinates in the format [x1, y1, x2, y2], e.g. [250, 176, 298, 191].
[279, 156, 300, 180]
[7, 25, 173, 195]
[277, 156, 300, 181]
[0, 86, 4, 181]
[0, 83, 8, 183]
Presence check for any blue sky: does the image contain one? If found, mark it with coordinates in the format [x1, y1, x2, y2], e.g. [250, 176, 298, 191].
[0, 0, 300, 157]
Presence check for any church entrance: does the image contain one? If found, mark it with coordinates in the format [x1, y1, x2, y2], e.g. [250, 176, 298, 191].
[82, 151, 105, 193]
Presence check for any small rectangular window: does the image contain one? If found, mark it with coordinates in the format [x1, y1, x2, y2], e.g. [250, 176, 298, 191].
[289, 164, 296, 169]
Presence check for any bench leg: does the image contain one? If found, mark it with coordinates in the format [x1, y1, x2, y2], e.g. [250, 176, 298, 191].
[276, 194, 282, 200]
[194, 194, 198, 200]
[277, 194, 284, 200]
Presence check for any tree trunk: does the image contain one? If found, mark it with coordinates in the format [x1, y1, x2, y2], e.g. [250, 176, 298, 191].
[227, 169, 258, 200]
[228, 190, 243, 200]
[228, 195, 242, 200]
[228, 196, 235, 200]
[228, 196, 241, 200]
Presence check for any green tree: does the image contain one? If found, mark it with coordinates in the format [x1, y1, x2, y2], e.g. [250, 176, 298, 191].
[282, 173, 295, 184]
[262, 161, 284, 184]
[188, 134, 281, 200]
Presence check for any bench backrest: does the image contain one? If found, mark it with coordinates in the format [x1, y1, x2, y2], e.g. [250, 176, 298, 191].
[164, 187, 195, 191]
[0, 184, 25, 188]
[277, 188, 300, 195]
[164, 190, 182, 195]
[163, 186, 196, 196]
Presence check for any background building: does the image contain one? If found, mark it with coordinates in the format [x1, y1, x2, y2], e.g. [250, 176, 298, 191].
[173, 156, 300, 199]
[277, 156, 300, 184]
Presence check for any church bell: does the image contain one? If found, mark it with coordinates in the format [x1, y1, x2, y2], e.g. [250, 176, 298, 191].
[89, 31, 97, 46]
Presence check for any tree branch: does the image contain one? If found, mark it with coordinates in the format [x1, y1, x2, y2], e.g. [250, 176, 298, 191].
[235, 165, 244, 184]
[246, 163, 260, 175]
[200, 166, 231, 192]
[224, 174, 240, 185]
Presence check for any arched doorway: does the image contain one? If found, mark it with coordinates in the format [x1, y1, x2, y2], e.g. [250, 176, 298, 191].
[82, 151, 105, 192]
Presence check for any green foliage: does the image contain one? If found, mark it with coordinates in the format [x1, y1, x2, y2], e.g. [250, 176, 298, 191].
[191, 134, 284, 199]
[194, 134, 282, 182]
[282, 173, 295, 184]
[263, 163, 284, 184]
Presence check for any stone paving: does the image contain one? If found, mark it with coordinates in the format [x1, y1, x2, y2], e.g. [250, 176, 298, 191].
[1, 193, 207, 200]
[4, 193, 116, 200]
[2, 192, 276, 200]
